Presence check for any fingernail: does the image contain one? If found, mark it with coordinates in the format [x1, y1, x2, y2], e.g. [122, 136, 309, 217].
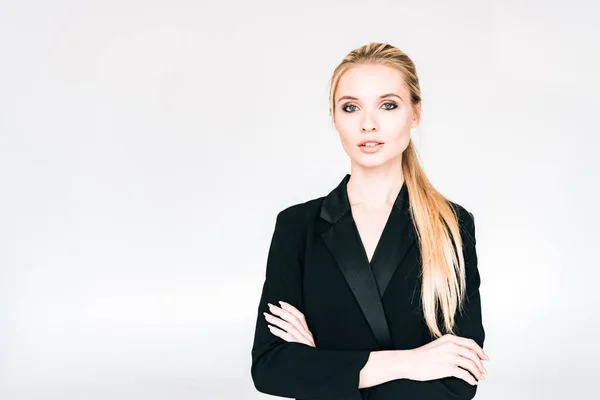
[279, 301, 286, 306]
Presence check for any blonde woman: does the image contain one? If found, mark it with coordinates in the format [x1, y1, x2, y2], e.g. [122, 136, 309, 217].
[251, 42, 489, 400]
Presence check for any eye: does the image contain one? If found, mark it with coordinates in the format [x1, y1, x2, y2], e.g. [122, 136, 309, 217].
[342, 103, 358, 113]
[341, 102, 398, 113]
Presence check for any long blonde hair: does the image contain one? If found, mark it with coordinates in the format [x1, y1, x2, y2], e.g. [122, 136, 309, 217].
[328, 42, 467, 339]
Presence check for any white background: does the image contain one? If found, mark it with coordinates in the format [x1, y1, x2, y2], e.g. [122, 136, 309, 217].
[1, 0, 599, 398]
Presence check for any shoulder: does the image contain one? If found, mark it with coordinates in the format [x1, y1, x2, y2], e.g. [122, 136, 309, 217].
[275, 196, 325, 227]
[447, 200, 476, 241]
[269, 196, 325, 253]
[448, 200, 474, 224]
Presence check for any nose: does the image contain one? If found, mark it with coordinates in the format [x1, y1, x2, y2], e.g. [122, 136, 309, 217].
[361, 114, 378, 132]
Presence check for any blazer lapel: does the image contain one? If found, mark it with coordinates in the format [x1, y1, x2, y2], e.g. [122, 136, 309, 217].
[319, 174, 417, 349]
[369, 191, 417, 298]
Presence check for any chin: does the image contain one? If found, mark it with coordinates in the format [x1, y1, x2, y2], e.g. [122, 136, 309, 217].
[353, 154, 389, 168]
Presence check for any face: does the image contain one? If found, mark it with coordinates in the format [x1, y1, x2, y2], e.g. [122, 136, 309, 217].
[333, 64, 421, 168]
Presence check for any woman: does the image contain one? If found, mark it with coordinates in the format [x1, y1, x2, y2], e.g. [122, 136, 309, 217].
[250, 42, 489, 400]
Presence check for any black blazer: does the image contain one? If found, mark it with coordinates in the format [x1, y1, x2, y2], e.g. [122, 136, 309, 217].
[250, 174, 485, 400]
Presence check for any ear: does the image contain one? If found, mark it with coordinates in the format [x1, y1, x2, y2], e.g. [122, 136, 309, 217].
[330, 108, 337, 125]
[411, 101, 422, 128]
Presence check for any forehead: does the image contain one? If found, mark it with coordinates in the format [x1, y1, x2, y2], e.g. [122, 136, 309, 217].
[336, 64, 407, 100]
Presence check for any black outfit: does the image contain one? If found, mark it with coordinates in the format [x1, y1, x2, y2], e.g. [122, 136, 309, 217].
[250, 174, 485, 399]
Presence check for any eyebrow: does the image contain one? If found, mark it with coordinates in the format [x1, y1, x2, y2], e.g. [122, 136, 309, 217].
[337, 93, 403, 104]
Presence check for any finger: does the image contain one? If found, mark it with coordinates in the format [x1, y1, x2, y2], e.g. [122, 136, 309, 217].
[267, 304, 313, 343]
[450, 365, 478, 386]
[264, 312, 295, 334]
[264, 312, 311, 346]
[451, 353, 484, 382]
[268, 323, 310, 346]
[278, 301, 310, 332]
[267, 324, 298, 343]
[456, 336, 487, 361]
[268, 303, 304, 330]
[447, 334, 488, 360]
[453, 345, 487, 376]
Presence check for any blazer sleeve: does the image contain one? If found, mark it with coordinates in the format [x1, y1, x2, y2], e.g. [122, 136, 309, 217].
[425, 209, 486, 399]
[250, 209, 372, 400]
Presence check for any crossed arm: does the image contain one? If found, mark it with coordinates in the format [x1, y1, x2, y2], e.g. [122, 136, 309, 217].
[251, 208, 488, 399]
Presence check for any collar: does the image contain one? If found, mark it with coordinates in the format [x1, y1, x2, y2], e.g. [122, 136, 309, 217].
[320, 173, 410, 224]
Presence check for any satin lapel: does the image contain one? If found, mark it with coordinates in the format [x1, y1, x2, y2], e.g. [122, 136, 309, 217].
[321, 214, 393, 349]
[321, 174, 398, 349]
[369, 202, 417, 298]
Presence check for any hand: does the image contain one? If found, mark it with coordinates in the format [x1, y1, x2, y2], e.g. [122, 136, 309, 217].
[403, 334, 489, 386]
[263, 301, 315, 347]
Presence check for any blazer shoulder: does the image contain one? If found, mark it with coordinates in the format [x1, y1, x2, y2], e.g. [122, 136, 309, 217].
[271, 197, 324, 252]
[447, 200, 476, 249]
[276, 196, 324, 226]
[448, 199, 474, 225]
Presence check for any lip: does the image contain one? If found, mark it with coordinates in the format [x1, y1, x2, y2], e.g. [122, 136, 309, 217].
[358, 139, 384, 147]
[358, 141, 384, 154]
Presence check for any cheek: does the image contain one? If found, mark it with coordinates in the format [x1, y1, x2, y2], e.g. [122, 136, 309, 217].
[382, 109, 411, 129]
[383, 116, 412, 142]
[334, 119, 356, 147]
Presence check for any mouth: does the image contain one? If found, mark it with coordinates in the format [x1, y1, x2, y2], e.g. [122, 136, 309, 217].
[358, 141, 384, 147]
[358, 140, 384, 153]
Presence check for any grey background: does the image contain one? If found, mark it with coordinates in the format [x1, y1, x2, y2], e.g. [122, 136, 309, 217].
[1, 0, 598, 399]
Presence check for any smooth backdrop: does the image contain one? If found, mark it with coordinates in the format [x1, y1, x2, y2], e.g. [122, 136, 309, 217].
[1, 0, 598, 398]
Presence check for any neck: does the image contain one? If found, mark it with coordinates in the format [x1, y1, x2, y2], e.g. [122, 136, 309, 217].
[346, 159, 404, 212]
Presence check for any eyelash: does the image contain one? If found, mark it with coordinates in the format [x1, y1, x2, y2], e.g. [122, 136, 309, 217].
[341, 102, 398, 113]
